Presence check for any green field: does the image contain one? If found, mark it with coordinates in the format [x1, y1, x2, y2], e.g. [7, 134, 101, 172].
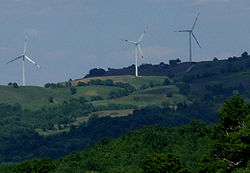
[0, 76, 168, 110]
[92, 85, 187, 108]
[0, 85, 124, 110]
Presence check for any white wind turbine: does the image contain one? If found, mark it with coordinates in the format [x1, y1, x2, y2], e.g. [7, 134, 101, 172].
[7, 36, 40, 86]
[175, 13, 202, 62]
[122, 29, 146, 77]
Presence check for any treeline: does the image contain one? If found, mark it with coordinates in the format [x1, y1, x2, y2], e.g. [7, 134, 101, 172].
[182, 52, 250, 84]
[44, 79, 135, 93]
[84, 51, 250, 78]
[3, 96, 249, 172]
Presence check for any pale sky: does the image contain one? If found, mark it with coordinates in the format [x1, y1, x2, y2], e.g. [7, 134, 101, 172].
[0, 0, 249, 86]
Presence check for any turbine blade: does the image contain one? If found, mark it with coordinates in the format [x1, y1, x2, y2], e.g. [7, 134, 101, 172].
[121, 39, 137, 44]
[174, 30, 190, 33]
[137, 44, 144, 58]
[6, 56, 23, 64]
[138, 29, 146, 42]
[25, 55, 40, 68]
[24, 35, 28, 55]
[192, 33, 202, 48]
[191, 13, 200, 31]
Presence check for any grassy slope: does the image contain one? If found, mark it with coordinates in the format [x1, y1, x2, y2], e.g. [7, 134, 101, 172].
[0, 76, 167, 110]
[92, 85, 186, 108]
[0, 85, 124, 110]
[1, 57, 250, 113]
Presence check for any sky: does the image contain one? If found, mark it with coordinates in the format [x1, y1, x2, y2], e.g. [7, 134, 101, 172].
[0, 0, 250, 86]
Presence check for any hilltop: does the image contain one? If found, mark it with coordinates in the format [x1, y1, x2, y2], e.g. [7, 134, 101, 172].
[83, 52, 250, 79]
[1, 51, 249, 110]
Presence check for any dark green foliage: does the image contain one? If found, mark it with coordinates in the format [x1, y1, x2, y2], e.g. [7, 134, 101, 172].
[169, 59, 181, 66]
[166, 92, 173, 97]
[0, 100, 216, 164]
[88, 79, 135, 93]
[90, 96, 104, 101]
[227, 63, 238, 73]
[205, 84, 245, 97]
[141, 153, 184, 173]
[178, 83, 190, 95]
[241, 51, 248, 58]
[44, 83, 51, 88]
[47, 123, 211, 173]
[93, 81, 135, 98]
[12, 83, 18, 88]
[163, 78, 171, 86]
[0, 164, 14, 173]
[219, 96, 247, 133]
[198, 97, 250, 172]
[1, 97, 250, 173]
[44, 83, 65, 88]
[14, 158, 56, 173]
[70, 87, 77, 95]
[85, 68, 106, 78]
[95, 103, 137, 111]
[0, 98, 95, 163]
[48, 96, 54, 103]
[213, 57, 219, 61]
[77, 81, 87, 86]
[78, 96, 87, 103]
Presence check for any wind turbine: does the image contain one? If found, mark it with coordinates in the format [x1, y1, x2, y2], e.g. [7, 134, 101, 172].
[121, 29, 146, 77]
[175, 13, 202, 62]
[7, 36, 40, 86]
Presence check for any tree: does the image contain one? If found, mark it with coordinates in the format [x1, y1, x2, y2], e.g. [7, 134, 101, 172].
[179, 83, 190, 95]
[87, 68, 106, 77]
[219, 96, 246, 133]
[169, 59, 181, 66]
[199, 97, 250, 172]
[78, 81, 87, 86]
[79, 97, 87, 104]
[70, 87, 77, 95]
[44, 83, 51, 88]
[141, 153, 187, 173]
[12, 83, 18, 88]
[14, 158, 56, 173]
[48, 96, 54, 103]
[213, 57, 219, 61]
[163, 78, 171, 86]
[241, 51, 248, 58]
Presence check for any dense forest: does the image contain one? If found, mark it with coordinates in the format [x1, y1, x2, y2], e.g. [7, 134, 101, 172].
[0, 96, 249, 172]
[0, 96, 218, 163]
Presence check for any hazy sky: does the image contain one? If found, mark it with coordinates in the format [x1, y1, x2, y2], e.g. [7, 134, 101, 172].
[0, 0, 249, 86]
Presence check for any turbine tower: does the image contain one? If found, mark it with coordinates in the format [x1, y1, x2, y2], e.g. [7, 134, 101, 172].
[7, 36, 40, 86]
[122, 29, 146, 77]
[175, 13, 202, 62]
